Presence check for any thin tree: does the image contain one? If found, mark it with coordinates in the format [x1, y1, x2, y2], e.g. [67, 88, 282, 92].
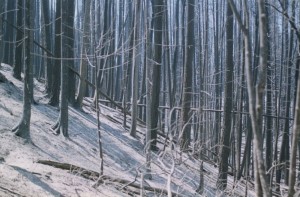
[150, 0, 164, 150]
[49, 0, 61, 106]
[217, 1, 233, 190]
[12, 0, 33, 140]
[42, 0, 54, 95]
[277, 0, 293, 186]
[180, 0, 195, 150]
[0, 1, 4, 63]
[288, 47, 300, 197]
[264, 2, 272, 183]
[75, 0, 91, 109]
[286, 0, 300, 195]
[65, 0, 75, 105]
[13, 0, 23, 80]
[145, 0, 152, 179]
[51, 0, 68, 137]
[227, 0, 271, 196]
[254, 0, 271, 195]
[3, 1, 16, 66]
[129, 0, 140, 137]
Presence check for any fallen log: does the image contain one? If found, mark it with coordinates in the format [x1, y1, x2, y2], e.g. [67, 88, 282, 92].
[37, 160, 182, 196]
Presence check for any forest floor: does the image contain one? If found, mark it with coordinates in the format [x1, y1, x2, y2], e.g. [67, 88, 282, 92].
[0, 64, 254, 197]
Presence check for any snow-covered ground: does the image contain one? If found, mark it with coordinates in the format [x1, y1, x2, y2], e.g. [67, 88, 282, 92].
[0, 64, 254, 197]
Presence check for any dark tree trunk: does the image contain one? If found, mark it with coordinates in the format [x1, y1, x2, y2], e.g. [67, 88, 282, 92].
[217, 2, 233, 190]
[150, 0, 163, 151]
[287, 2, 299, 195]
[42, 1, 54, 95]
[51, 0, 68, 138]
[49, 0, 61, 106]
[264, 1, 272, 184]
[75, 0, 91, 108]
[214, 0, 221, 158]
[3, 0, 16, 66]
[278, 0, 293, 186]
[180, 0, 194, 150]
[13, 0, 23, 80]
[65, 0, 75, 105]
[0, 1, 4, 63]
[129, 0, 141, 137]
[12, 0, 33, 140]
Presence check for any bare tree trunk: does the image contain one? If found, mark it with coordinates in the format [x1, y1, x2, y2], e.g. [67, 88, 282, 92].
[42, 1, 53, 95]
[217, 1, 233, 190]
[150, 0, 163, 151]
[49, 0, 61, 106]
[278, 0, 293, 185]
[65, 0, 75, 105]
[253, 0, 271, 195]
[13, 0, 23, 80]
[12, 0, 33, 140]
[227, 0, 271, 196]
[180, 0, 194, 150]
[145, 0, 152, 180]
[288, 1, 300, 195]
[51, 0, 68, 138]
[288, 44, 300, 197]
[129, 0, 140, 137]
[264, 3, 272, 184]
[75, 0, 91, 108]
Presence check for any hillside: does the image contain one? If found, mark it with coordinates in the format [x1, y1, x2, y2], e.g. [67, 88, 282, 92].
[0, 64, 253, 197]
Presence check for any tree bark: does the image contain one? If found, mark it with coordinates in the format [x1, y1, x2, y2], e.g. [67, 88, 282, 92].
[150, 0, 163, 151]
[12, 0, 33, 140]
[13, 0, 23, 80]
[129, 0, 140, 137]
[49, 0, 61, 106]
[42, 1, 54, 95]
[65, 0, 75, 105]
[180, 0, 194, 150]
[51, 0, 68, 138]
[217, 1, 233, 190]
[75, 0, 91, 108]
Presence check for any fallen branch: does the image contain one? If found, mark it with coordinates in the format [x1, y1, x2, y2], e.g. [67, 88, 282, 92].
[37, 160, 182, 196]
[0, 185, 25, 197]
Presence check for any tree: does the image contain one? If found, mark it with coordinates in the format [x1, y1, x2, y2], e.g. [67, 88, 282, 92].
[264, 3, 272, 183]
[254, 0, 271, 195]
[42, 1, 54, 94]
[288, 46, 300, 196]
[277, 0, 293, 186]
[227, 0, 271, 196]
[51, 0, 68, 137]
[129, 0, 141, 137]
[12, 0, 33, 140]
[13, 0, 23, 80]
[65, 0, 75, 105]
[75, 0, 91, 109]
[180, 0, 195, 150]
[150, 0, 164, 151]
[49, 0, 61, 106]
[286, 1, 300, 195]
[217, 1, 233, 190]
[145, 0, 152, 179]
[3, 1, 16, 66]
[0, 1, 4, 63]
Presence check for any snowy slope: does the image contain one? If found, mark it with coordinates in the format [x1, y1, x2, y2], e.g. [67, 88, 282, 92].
[0, 64, 254, 197]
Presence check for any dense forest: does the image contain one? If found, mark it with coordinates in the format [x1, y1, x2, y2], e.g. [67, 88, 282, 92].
[1, 0, 300, 196]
